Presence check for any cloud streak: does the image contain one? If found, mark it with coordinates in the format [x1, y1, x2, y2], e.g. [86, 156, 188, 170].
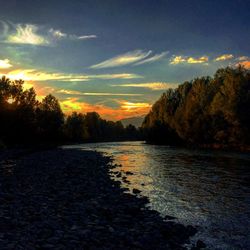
[119, 101, 151, 111]
[214, 54, 234, 61]
[57, 89, 142, 96]
[90, 50, 152, 69]
[0, 68, 142, 82]
[0, 21, 97, 46]
[49, 28, 97, 41]
[112, 82, 179, 90]
[77, 35, 97, 40]
[134, 51, 168, 65]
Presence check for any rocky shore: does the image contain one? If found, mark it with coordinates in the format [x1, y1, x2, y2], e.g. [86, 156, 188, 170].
[0, 148, 200, 249]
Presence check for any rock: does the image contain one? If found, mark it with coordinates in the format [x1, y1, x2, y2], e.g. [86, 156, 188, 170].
[186, 225, 198, 236]
[41, 243, 55, 248]
[164, 215, 176, 220]
[132, 188, 141, 194]
[71, 225, 78, 230]
[108, 226, 115, 233]
[196, 239, 206, 248]
[125, 171, 133, 175]
[0, 148, 197, 249]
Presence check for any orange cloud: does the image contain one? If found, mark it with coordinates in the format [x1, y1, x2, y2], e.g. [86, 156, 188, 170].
[60, 98, 151, 120]
[237, 61, 250, 69]
[20, 81, 54, 101]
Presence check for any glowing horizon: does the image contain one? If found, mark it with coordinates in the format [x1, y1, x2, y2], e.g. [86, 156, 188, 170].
[0, 1, 249, 120]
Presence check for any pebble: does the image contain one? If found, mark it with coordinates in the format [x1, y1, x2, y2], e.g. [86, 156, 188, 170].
[0, 148, 197, 249]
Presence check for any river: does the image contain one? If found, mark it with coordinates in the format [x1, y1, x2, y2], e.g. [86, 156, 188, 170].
[64, 141, 250, 249]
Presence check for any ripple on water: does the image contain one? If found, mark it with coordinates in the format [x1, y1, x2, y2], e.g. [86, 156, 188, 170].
[63, 141, 250, 250]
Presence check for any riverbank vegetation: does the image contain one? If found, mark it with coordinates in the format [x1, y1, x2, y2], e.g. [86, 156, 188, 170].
[142, 67, 250, 150]
[1, 66, 249, 150]
[0, 76, 141, 147]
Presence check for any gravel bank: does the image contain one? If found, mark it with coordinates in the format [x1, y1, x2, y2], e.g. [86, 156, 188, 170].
[0, 148, 199, 249]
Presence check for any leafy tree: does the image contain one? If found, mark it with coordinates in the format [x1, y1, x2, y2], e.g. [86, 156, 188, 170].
[36, 94, 64, 142]
[142, 66, 250, 148]
[64, 112, 89, 141]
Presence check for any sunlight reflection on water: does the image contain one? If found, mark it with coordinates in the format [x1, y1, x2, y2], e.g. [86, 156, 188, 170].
[64, 141, 250, 249]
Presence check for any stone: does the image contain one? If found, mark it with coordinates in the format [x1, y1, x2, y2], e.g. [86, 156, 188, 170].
[196, 240, 206, 248]
[132, 188, 141, 194]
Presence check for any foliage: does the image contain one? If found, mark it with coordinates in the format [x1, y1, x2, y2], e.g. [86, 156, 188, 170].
[142, 67, 250, 147]
[64, 112, 141, 142]
[0, 76, 141, 146]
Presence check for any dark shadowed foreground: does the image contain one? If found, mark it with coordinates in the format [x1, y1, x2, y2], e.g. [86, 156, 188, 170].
[0, 149, 199, 250]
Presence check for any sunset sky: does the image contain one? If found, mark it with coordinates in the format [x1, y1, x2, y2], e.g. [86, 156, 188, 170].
[0, 0, 249, 120]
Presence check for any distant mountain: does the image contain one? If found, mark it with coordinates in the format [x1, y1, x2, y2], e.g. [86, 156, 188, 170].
[120, 115, 145, 128]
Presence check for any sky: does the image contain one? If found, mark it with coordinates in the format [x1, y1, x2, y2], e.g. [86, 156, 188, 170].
[0, 0, 250, 120]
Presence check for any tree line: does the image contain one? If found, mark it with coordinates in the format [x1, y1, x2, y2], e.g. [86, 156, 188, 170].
[0, 76, 141, 147]
[1, 66, 249, 149]
[142, 67, 250, 148]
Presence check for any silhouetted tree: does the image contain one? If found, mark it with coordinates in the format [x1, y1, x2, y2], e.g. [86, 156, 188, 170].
[0, 76, 141, 147]
[64, 112, 89, 141]
[142, 66, 250, 148]
[36, 94, 64, 142]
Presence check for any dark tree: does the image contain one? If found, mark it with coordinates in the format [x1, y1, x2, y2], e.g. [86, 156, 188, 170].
[142, 66, 250, 148]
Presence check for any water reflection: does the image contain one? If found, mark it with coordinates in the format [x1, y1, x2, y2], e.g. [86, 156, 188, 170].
[64, 141, 250, 249]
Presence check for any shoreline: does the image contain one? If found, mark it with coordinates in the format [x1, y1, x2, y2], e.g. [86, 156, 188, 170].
[0, 148, 202, 249]
[144, 141, 250, 153]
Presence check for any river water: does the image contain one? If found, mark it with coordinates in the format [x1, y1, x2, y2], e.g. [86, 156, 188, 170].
[64, 141, 250, 249]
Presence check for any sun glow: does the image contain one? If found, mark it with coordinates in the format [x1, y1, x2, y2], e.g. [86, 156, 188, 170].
[60, 98, 151, 120]
[1, 69, 141, 82]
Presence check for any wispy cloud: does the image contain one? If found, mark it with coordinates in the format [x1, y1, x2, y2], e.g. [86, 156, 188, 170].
[112, 82, 179, 90]
[49, 28, 97, 41]
[1, 21, 97, 46]
[237, 56, 249, 61]
[77, 35, 97, 40]
[0, 59, 12, 69]
[90, 73, 142, 80]
[90, 50, 152, 69]
[170, 55, 209, 65]
[1, 68, 142, 82]
[49, 28, 67, 38]
[57, 89, 142, 96]
[7, 24, 49, 45]
[134, 51, 168, 65]
[214, 54, 234, 62]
